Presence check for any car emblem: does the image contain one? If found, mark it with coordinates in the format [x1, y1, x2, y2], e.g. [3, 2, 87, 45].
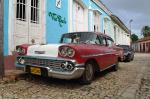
[35, 51, 45, 54]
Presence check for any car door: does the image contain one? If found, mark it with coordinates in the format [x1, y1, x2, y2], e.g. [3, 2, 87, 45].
[96, 35, 113, 70]
[106, 37, 117, 65]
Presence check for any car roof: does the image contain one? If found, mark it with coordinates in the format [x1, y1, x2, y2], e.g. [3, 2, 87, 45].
[63, 32, 110, 38]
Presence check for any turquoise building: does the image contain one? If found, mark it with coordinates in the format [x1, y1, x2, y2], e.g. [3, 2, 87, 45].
[46, 0, 113, 43]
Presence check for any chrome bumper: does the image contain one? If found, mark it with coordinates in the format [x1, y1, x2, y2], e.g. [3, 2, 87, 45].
[16, 56, 85, 80]
[48, 67, 84, 79]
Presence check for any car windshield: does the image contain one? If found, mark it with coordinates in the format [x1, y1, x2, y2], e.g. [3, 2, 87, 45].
[60, 32, 97, 44]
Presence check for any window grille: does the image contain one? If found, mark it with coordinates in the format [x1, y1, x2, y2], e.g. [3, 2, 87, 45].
[31, 0, 39, 24]
[16, 0, 26, 21]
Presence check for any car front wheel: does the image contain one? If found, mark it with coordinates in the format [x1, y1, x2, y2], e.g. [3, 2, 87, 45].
[80, 62, 95, 84]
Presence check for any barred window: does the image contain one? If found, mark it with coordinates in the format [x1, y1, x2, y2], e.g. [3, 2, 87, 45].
[31, 0, 39, 24]
[16, 0, 26, 21]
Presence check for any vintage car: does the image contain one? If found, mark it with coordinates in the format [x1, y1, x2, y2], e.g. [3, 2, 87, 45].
[16, 32, 122, 84]
[117, 45, 134, 62]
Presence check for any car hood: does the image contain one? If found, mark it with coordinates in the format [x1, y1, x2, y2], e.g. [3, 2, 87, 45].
[64, 44, 106, 55]
[27, 43, 104, 57]
[27, 44, 64, 57]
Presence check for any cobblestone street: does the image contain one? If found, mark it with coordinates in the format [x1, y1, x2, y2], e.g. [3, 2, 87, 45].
[0, 53, 150, 99]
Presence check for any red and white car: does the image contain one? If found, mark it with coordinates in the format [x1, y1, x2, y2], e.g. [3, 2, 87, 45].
[16, 32, 123, 84]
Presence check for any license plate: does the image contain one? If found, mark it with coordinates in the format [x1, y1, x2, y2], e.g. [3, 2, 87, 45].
[30, 67, 41, 75]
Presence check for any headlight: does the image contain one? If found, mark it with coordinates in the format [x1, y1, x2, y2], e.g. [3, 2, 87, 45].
[59, 47, 75, 58]
[59, 47, 68, 57]
[16, 47, 26, 55]
[18, 58, 25, 65]
[61, 62, 74, 71]
[67, 48, 75, 58]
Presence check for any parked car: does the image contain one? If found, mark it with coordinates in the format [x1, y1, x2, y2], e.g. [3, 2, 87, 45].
[117, 45, 134, 62]
[112, 46, 124, 62]
[16, 32, 122, 84]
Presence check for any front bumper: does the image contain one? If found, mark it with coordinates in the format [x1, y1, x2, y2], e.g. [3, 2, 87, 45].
[16, 56, 85, 80]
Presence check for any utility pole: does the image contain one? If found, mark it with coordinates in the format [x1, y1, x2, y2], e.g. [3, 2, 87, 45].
[129, 19, 133, 46]
[0, 0, 5, 78]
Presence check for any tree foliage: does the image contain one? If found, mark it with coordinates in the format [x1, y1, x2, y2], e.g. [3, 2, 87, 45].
[131, 34, 139, 42]
[141, 26, 150, 37]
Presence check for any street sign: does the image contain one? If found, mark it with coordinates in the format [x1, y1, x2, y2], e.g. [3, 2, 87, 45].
[0, 0, 4, 78]
[56, 0, 62, 8]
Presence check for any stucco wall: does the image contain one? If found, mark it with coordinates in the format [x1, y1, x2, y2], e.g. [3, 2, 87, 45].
[3, 0, 9, 55]
[90, 0, 111, 34]
[46, 0, 68, 43]
[112, 21, 130, 45]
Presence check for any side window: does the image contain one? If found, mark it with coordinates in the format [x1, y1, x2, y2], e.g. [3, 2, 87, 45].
[107, 38, 114, 47]
[98, 36, 107, 45]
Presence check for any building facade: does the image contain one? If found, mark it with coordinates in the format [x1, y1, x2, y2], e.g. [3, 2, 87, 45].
[111, 15, 130, 45]
[132, 37, 150, 53]
[3, 0, 130, 69]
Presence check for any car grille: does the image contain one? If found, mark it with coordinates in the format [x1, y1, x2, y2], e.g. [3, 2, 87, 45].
[23, 57, 64, 71]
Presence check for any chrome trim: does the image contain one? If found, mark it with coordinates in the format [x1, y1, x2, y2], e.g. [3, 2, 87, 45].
[81, 53, 113, 58]
[100, 64, 116, 72]
[81, 54, 104, 58]
[17, 56, 84, 67]
[17, 65, 85, 80]
[16, 56, 85, 80]
[17, 56, 76, 63]
[34, 51, 45, 54]
[49, 67, 85, 79]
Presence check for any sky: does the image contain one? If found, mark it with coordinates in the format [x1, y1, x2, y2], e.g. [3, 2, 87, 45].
[101, 0, 150, 38]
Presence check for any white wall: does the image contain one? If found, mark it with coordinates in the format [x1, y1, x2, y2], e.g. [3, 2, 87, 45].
[112, 22, 130, 45]
[69, 0, 88, 32]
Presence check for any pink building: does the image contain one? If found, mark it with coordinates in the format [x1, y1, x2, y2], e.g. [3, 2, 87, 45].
[132, 37, 150, 53]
